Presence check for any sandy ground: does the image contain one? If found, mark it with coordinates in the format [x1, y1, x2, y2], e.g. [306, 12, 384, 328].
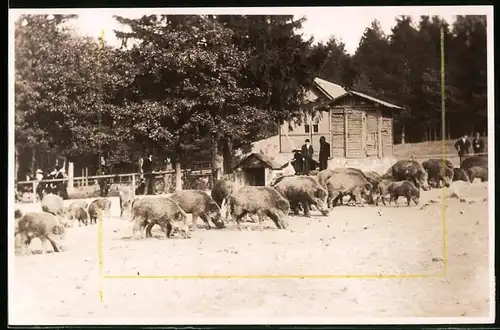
[9, 181, 492, 324]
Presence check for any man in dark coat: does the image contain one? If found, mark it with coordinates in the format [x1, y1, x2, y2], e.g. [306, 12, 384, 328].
[301, 139, 314, 175]
[472, 132, 485, 155]
[142, 154, 154, 195]
[454, 134, 471, 165]
[96, 165, 110, 197]
[318, 136, 330, 171]
[54, 164, 69, 200]
[291, 149, 304, 175]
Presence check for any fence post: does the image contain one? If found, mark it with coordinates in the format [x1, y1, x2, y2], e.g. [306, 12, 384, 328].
[32, 181, 37, 204]
[68, 162, 74, 189]
[131, 174, 136, 191]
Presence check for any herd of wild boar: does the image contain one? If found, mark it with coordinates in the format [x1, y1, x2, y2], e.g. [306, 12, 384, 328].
[14, 155, 488, 255]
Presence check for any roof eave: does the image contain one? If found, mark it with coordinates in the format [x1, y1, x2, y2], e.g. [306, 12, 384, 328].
[312, 80, 334, 101]
[329, 91, 404, 111]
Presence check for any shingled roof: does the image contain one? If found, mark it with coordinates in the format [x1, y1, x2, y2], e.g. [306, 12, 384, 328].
[330, 90, 404, 110]
[232, 152, 283, 171]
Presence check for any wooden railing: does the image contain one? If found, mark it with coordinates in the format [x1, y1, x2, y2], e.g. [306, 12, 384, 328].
[15, 169, 213, 203]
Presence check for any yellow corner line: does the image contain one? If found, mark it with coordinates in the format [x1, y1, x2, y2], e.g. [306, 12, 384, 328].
[98, 207, 103, 301]
[97, 27, 449, 291]
[104, 273, 443, 280]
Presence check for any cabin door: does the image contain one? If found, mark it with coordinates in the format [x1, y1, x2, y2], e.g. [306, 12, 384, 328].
[364, 112, 379, 157]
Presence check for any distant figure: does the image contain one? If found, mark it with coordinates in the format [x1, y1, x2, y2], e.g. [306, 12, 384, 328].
[54, 164, 69, 200]
[35, 169, 45, 200]
[96, 165, 110, 197]
[472, 132, 485, 155]
[35, 169, 44, 181]
[24, 170, 32, 182]
[142, 154, 154, 195]
[135, 178, 146, 195]
[291, 149, 304, 175]
[301, 139, 314, 175]
[318, 136, 330, 171]
[454, 134, 471, 165]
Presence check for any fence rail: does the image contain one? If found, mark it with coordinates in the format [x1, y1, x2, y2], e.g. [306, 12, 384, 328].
[15, 169, 213, 185]
[15, 169, 214, 204]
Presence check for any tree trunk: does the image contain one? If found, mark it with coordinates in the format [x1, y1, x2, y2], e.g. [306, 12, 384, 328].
[222, 139, 233, 175]
[15, 148, 19, 181]
[174, 159, 182, 191]
[174, 144, 182, 191]
[30, 147, 36, 179]
[211, 137, 221, 184]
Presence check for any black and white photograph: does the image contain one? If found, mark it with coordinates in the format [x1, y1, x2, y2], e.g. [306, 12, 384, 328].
[9, 6, 494, 325]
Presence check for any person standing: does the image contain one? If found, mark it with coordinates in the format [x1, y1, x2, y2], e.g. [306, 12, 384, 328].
[35, 169, 44, 181]
[55, 164, 69, 200]
[142, 154, 154, 195]
[472, 132, 485, 155]
[454, 133, 471, 165]
[291, 149, 304, 175]
[301, 139, 314, 175]
[318, 136, 330, 171]
[96, 164, 110, 197]
[35, 169, 44, 201]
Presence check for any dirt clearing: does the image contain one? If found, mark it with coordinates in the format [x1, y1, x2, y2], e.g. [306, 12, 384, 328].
[10, 181, 491, 324]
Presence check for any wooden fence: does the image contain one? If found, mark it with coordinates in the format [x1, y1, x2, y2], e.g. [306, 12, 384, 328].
[15, 169, 214, 204]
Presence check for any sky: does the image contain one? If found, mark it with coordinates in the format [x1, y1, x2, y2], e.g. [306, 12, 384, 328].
[10, 6, 491, 55]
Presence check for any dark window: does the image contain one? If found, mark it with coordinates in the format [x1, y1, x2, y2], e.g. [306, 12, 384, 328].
[305, 125, 310, 133]
[313, 124, 319, 133]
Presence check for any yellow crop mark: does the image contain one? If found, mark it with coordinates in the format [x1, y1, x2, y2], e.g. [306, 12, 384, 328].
[97, 207, 103, 301]
[98, 28, 449, 288]
[97, 28, 105, 302]
[440, 25, 448, 276]
[104, 273, 443, 280]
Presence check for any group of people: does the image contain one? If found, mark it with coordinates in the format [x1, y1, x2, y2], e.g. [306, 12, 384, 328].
[20, 132, 485, 200]
[292, 136, 331, 175]
[455, 132, 486, 164]
[293, 132, 485, 175]
[31, 164, 69, 200]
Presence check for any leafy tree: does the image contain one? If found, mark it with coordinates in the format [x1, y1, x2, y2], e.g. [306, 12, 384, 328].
[15, 14, 78, 177]
[15, 14, 137, 177]
[113, 15, 268, 183]
[218, 15, 329, 166]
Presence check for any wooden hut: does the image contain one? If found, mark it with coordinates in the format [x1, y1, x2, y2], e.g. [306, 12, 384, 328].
[279, 77, 347, 154]
[232, 153, 284, 186]
[279, 77, 403, 161]
[328, 90, 403, 158]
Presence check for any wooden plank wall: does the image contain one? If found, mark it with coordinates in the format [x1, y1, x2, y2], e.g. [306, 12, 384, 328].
[382, 116, 393, 156]
[330, 112, 345, 158]
[365, 111, 379, 157]
[346, 109, 364, 158]
[311, 111, 331, 154]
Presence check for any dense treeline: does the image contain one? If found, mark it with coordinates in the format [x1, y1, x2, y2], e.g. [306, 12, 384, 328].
[319, 15, 487, 143]
[14, 14, 487, 179]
